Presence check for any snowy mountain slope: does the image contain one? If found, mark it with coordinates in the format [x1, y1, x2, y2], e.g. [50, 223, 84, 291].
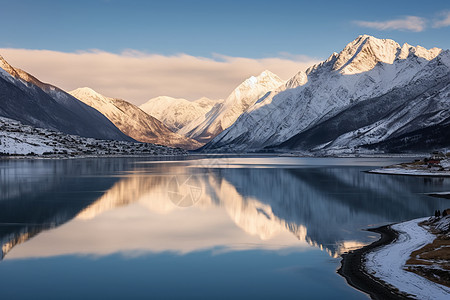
[364, 117, 450, 152]
[278, 52, 450, 152]
[179, 71, 285, 143]
[203, 35, 447, 153]
[0, 55, 133, 142]
[139, 96, 221, 132]
[323, 78, 450, 152]
[69, 88, 202, 150]
[359, 82, 450, 152]
[0, 116, 186, 156]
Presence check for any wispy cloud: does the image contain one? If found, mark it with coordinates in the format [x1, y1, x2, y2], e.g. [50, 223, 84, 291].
[354, 16, 426, 32]
[0, 49, 319, 105]
[433, 11, 450, 28]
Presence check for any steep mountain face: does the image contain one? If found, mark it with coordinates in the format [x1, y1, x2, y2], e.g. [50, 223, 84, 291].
[289, 73, 450, 153]
[139, 96, 221, 132]
[203, 35, 449, 153]
[179, 71, 285, 143]
[361, 84, 450, 152]
[69, 88, 202, 150]
[0, 55, 132, 142]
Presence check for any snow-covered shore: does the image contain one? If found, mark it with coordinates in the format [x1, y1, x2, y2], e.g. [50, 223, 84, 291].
[368, 156, 450, 177]
[364, 218, 450, 299]
[369, 168, 450, 177]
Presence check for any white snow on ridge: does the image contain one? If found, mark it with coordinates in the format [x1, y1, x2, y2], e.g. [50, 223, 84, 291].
[333, 35, 441, 75]
[179, 70, 285, 143]
[70, 88, 201, 150]
[205, 35, 447, 152]
[139, 96, 221, 132]
[325, 73, 450, 151]
[365, 218, 450, 300]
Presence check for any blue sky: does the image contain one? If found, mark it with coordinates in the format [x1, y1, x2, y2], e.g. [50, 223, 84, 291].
[1, 0, 449, 58]
[0, 0, 449, 103]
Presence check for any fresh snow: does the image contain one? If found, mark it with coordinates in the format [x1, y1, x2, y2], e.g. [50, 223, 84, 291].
[139, 96, 221, 132]
[179, 70, 285, 143]
[325, 81, 450, 152]
[368, 168, 450, 177]
[70, 88, 201, 150]
[204, 35, 449, 153]
[365, 218, 450, 300]
[0, 117, 186, 156]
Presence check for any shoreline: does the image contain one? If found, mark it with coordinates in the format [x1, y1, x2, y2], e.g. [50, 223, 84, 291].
[0, 153, 190, 160]
[428, 193, 450, 199]
[0, 153, 421, 161]
[367, 169, 450, 177]
[338, 225, 413, 300]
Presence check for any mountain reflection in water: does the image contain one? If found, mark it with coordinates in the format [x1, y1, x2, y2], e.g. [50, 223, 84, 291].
[1, 157, 449, 261]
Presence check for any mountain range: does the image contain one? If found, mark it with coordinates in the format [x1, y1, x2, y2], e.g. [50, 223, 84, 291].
[0, 55, 132, 142]
[140, 96, 221, 133]
[203, 35, 450, 153]
[179, 70, 285, 143]
[69, 88, 201, 150]
[1, 34, 449, 154]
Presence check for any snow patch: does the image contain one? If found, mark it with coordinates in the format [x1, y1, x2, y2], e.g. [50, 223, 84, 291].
[0, 117, 187, 156]
[365, 218, 450, 299]
[368, 168, 450, 177]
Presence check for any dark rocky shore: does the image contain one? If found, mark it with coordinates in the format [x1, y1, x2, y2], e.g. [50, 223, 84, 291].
[338, 225, 413, 300]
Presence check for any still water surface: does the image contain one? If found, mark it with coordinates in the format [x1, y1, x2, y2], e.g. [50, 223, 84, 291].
[1, 156, 449, 299]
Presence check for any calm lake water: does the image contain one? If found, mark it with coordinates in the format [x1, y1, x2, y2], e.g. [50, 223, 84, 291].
[1, 156, 449, 299]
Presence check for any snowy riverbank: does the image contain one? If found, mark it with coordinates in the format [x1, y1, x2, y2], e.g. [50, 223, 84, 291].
[364, 217, 450, 299]
[368, 155, 450, 177]
[368, 167, 450, 177]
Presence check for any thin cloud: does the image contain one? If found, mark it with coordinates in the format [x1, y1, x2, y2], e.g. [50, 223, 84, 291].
[0, 48, 320, 105]
[433, 11, 450, 28]
[354, 16, 426, 32]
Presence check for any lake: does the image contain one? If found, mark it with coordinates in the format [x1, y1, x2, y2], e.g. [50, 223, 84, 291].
[1, 156, 449, 299]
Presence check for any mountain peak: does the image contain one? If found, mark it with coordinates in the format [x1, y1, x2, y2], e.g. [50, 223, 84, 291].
[258, 70, 283, 82]
[0, 55, 7, 65]
[0, 55, 20, 78]
[332, 35, 399, 74]
[398, 42, 441, 60]
[356, 34, 379, 41]
[0, 55, 9, 66]
[258, 70, 276, 78]
[151, 95, 185, 102]
[330, 35, 441, 75]
[241, 70, 283, 89]
[70, 87, 105, 99]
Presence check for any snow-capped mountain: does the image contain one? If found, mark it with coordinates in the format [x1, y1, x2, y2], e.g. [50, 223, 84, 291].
[0, 55, 132, 142]
[69, 88, 202, 150]
[139, 96, 221, 132]
[179, 70, 285, 143]
[204, 35, 450, 153]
